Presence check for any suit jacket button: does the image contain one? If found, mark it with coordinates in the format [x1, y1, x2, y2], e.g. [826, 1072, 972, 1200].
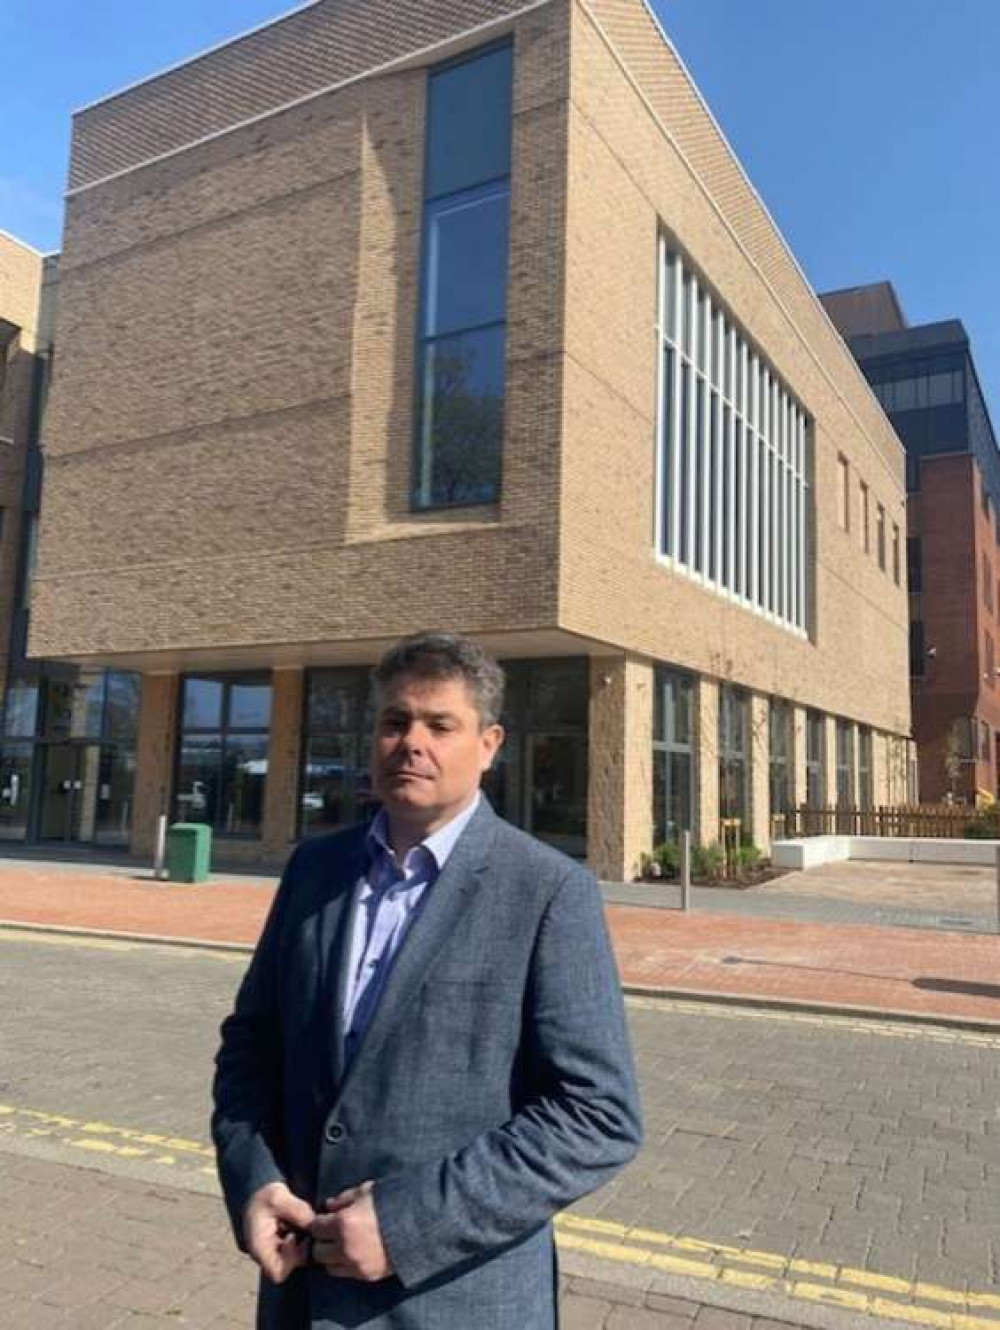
[325, 1122, 344, 1144]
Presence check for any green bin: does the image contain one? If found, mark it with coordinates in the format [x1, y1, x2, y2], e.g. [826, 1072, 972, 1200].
[167, 822, 212, 883]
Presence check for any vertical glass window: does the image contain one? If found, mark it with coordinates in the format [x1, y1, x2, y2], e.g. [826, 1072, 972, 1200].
[908, 538, 923, 593]
[892, 524, 901, 586]
[837, 454, 850, 531]
[768, 700, 794, 819]
[876, 504, 887, 571]
[176, 675, 271, 837]
[858, 727, 873, 810]
[656, 241, 810, 633]
[652, 668, 696, 844]
[859, 481, 870, 553]
[482, 659, 588, 858]
[718, 685, 749, 830]
[300, 670, 376, 836]
[806, 710, 825, 806]
[835, 719, 855, 808]
[414, 44, 512, 510]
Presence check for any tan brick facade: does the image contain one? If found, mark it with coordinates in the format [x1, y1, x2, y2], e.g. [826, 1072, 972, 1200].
[32, 0, 912, 876]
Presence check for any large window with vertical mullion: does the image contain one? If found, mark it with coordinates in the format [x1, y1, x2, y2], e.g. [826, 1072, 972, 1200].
[656, 238, 810, 635]
[176, 675, 271, 837]
[414, 43, 512, 510]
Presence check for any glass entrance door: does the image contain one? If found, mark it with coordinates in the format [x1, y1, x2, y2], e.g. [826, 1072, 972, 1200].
[38, 744, 100, 843]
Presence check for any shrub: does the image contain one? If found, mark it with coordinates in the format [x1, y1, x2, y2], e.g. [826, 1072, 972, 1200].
[639, 841, 681, 880]
[692, 841, 726, 880]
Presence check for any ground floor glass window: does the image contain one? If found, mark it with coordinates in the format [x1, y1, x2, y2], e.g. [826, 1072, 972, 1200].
[652, 667, 695, 844]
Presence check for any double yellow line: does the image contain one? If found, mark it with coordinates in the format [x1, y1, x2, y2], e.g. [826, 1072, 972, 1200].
[555, 1213, 1000, 1329]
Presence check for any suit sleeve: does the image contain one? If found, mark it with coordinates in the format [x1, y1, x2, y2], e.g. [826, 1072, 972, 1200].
[211, 847, 300, 1248]
[372, 864, 643, 1288]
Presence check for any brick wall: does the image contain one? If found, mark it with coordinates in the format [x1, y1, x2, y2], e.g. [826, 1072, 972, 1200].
[34, 2, 571, 664]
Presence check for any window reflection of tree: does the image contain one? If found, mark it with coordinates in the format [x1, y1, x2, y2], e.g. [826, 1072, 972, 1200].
[429, 343, 502, 506]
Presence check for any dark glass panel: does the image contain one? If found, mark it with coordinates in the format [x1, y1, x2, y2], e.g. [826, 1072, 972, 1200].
[229, 681, 272, 730]
[425, 45, 512, 200]
[527, 733, 586, 856]
[0, 742, 33, 840]
[177, 734, 221, 826]
[220, 734, 269, 836]
[105, 673, 140, 745]
[528, 662, 587, 729]
[301, 736, 357, 836]
[423, 185, 509, 338]
[4, 680, 38, 738]
[415, 325, 504, 508]
[183, 678, 223, 730]
[660, 346, 674, 555]
[95, 745, 135, 846]
[42, 680, 74, 740]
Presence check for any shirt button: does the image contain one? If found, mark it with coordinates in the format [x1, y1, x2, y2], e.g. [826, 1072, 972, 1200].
[325, 1122, 344, 1144]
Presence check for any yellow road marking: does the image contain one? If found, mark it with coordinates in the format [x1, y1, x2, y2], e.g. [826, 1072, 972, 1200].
[0, 924, 246, 961]
[555, 1213, 1000, 1324]
[0, 1103, 213, 1159]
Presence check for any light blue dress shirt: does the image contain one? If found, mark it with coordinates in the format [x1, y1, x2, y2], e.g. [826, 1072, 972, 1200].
[341, 793, 481, 1065]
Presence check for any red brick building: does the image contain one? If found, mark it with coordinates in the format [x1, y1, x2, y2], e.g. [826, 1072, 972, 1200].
[824, 283, 1000, 803]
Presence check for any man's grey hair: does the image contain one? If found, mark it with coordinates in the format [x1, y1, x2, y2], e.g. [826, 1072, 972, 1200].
[372, 633, 505, 727]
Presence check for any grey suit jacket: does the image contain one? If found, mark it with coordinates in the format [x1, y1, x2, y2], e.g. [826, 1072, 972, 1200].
[212, 798, 642, 1329]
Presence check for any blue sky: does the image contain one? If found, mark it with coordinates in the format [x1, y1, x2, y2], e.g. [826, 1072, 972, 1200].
[2, 0, 998, 408]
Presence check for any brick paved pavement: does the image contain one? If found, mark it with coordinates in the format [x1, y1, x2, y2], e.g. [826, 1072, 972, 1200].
[4, 933, 1000, 1328]
[3, 860, 1000, 1024]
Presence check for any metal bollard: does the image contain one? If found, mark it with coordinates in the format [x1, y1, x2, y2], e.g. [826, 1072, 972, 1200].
[680, 829, 692, 912]
[153, 813, 168, 881]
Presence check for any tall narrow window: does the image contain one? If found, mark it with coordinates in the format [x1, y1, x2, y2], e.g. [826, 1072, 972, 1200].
[858, 727, 873, 810]
[836, 719, 855, 808]
[892, 524, 901, 586]
[652, 668, 696, 844]
[859, 481, 870, 553]
[414, 44, 512, 509]
[837, 454, 850, 531]
[768, 699, 794, 820]
[656, 242, 809, 633]
[876, 504, 886, 571]
[806, 710, 825, 806]
[718, 685, 750, 831]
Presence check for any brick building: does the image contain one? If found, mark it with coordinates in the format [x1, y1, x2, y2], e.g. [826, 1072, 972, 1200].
[20, 0, 912, 878]
[824, 282, 1000, 804]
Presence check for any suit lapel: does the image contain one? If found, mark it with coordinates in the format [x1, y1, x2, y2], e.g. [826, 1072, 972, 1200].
[316, 830, 368, 1091]
[332, 799, 498, 1102]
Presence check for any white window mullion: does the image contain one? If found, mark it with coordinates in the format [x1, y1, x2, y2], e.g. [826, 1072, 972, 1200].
[725, 327, 736, 593]
[738, 339, 749, 601]
[797, 411, 807, 631]
[686, 275, 699, 569]
[748, 353, 760, 606]
[713, 317, 724, 586]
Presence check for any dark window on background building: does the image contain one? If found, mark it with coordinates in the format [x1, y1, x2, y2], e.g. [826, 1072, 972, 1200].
[984, 554, 993, 611]
[413, 43, 512, 510]
[176, 675, 271, 836]
[909, 621, 925, 677]
[907, 537, 922, 593]
[987, 633, 995, 688]
[768, 699, 794, 818]
[835, 719, 855, 808]
[892, 524, 900, 585]
[858, 727, 873, 809]
[718, 685, 749, 830]
[299, 669, 376, 837]
[652, 667, 695, 844]
[980, 719, 991, 762]
[805, 709, 825, 806]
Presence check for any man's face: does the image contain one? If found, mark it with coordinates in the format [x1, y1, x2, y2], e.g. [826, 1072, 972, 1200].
[370, 674, 504, 831]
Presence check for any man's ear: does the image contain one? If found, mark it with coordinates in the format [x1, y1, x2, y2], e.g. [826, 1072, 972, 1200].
[481, 723, 505, 770]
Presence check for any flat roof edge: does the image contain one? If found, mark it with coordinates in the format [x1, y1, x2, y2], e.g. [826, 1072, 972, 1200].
[72, 0, 323, 118]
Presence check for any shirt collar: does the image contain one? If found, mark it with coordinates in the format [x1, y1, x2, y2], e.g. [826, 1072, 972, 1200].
[367, 791, 481, 873]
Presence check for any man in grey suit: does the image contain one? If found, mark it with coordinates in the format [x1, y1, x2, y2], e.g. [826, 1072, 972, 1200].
[212, 633, 642, 1328]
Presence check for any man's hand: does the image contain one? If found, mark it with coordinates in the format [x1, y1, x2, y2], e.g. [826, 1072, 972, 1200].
[311, 1180, 394, 1282]
[242, 1182, 315, 1284]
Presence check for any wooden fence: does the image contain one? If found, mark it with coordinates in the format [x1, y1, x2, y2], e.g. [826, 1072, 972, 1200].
[773, 804, 977, 841]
